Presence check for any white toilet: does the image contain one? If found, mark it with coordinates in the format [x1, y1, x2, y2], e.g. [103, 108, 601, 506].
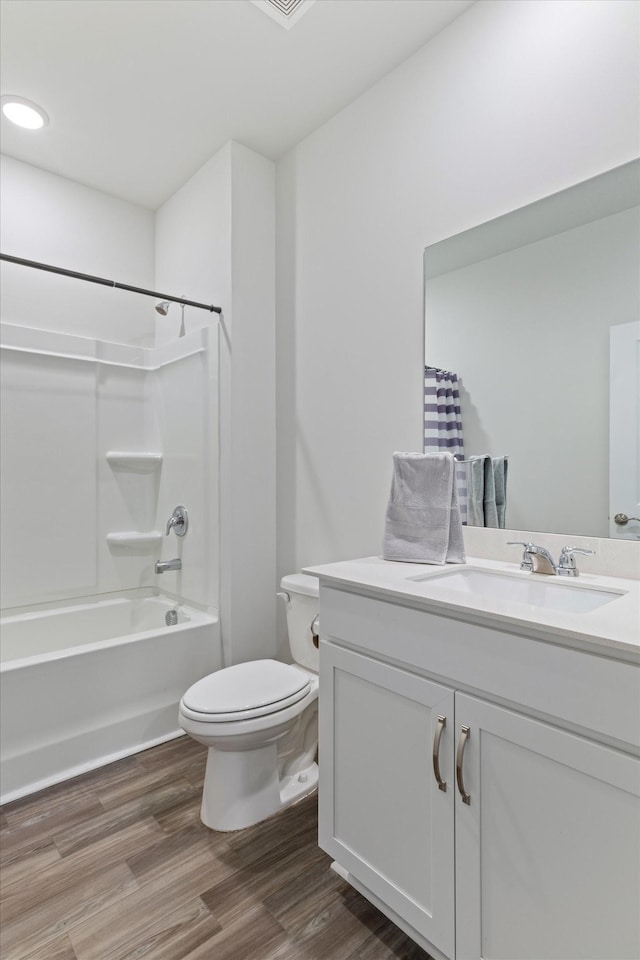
[178, 574, 320, 831]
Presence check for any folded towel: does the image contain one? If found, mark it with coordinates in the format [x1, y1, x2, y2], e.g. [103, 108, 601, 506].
[382, 452, 466, 565]
[467, 456, 486, 527]
[454, 455, 468, 526]
[492, 456, 509, 528]
[483, 457, 498, 528]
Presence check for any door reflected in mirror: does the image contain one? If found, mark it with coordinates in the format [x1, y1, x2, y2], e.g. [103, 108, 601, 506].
[423, 159, 640, 541]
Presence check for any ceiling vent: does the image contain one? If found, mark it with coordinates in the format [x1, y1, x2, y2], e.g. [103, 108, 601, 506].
[250, 0, 316, 31]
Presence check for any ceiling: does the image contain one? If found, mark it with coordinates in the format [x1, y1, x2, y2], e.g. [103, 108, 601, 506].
[0, 0, 475, 209]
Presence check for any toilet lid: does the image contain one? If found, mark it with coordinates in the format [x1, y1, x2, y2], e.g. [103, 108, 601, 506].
[181, 659, 311, 721]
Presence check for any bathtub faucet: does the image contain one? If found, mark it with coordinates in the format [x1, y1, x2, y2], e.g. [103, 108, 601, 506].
[155, 558, 182, 574]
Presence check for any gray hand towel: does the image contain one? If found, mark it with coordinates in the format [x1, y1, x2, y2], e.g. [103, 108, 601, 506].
[382, 452, 466, 565]
[483, 457, 498, 528]
[467, 456, 486, 527]
[492, 456, 509, 528]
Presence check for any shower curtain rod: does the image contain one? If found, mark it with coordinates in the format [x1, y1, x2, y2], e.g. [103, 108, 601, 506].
[0, 253, 222, 314]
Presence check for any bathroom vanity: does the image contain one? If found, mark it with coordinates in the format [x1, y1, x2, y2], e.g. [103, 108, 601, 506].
[306, 556, 640, 960]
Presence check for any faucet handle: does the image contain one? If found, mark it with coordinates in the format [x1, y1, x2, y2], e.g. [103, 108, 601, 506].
[166, 505, 188, 537]
[507, 541, 534, 571]
[558, 546, 595, 577]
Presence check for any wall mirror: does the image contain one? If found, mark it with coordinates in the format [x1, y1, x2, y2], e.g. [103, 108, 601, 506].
[424, 159, 640, 541]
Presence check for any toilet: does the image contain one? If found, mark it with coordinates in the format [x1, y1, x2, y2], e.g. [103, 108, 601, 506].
[178, 574, 320, 831]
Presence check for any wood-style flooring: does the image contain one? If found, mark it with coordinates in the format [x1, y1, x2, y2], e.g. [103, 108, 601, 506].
[0, 736, 433, 960]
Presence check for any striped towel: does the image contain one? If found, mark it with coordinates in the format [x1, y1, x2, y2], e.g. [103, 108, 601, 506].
[424, 367, 466, 523]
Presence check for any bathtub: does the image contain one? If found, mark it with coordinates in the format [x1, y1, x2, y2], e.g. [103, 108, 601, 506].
[0, 591, 220, 804]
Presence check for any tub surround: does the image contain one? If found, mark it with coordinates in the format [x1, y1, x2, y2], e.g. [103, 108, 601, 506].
[0, 321, 216, 612]
[310, 551, 640, 960]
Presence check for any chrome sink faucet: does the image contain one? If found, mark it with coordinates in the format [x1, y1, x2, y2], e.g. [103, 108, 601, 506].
[508, 542, 595, 576]
[526, 544, 558, 575]
[508, 541, 557, 575]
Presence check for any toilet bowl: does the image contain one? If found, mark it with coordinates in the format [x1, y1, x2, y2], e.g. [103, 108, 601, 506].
[178, 574, 319, 831]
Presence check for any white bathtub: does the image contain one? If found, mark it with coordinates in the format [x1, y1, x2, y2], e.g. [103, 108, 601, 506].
[0, 591, 220, 804]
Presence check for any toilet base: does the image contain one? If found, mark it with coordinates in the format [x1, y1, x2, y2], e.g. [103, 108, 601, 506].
[200, 740, 318, 832]
[279, 759, 319, 810]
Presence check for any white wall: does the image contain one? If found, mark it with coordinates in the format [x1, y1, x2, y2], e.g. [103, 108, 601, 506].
[226, 143, 277, 663]
[276, 0, 640, 575]
[155, 146, 231, 346]
[155, 141, 276, 665]
[155, 145, 231, 614]
[0, 156, 155, 345]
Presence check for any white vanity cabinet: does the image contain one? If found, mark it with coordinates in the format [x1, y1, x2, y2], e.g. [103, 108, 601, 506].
[317, 583, 640, 960]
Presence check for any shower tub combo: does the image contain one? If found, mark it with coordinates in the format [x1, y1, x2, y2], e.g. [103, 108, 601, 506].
[0, 591, 220, 804]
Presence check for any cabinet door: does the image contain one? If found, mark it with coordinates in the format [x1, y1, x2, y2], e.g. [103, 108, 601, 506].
[319, 641, 455, 957]
[455, 693, 640, 960]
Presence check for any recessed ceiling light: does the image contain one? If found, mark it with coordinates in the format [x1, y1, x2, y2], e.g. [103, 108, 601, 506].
[1, 96, 49, 130]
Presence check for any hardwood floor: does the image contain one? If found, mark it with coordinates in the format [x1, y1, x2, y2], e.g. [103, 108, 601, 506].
[0, 737, 433, 960]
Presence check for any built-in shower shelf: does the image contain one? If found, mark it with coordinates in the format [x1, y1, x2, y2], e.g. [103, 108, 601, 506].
[106, 531, 163, 548]
[106, 452, 163, 472]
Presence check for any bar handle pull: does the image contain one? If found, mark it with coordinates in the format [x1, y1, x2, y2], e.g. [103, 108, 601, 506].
[432, 715, 447, 792]
[456, 725, 471, 805]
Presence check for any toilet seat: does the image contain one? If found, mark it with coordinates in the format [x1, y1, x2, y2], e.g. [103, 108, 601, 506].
[180, 659, 311, 723]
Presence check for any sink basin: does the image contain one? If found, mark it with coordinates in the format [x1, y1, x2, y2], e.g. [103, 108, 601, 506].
[409, 568, 624, 614]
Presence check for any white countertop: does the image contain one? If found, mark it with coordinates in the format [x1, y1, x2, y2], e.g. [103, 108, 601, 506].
[304, 556, 640, 662]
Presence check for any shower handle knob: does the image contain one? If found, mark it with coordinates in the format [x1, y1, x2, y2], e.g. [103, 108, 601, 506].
[166, 505, 188, 537]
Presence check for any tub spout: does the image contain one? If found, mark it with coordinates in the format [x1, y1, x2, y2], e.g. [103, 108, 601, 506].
[155, 558, 182, 574]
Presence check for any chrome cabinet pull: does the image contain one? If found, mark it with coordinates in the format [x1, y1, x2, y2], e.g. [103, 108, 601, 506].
[432, 715, 447, 792]
[456, 725, 471, 805]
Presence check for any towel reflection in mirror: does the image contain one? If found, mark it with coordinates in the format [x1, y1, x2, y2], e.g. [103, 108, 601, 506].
[424, 366, 466, 523]
[423, 366, 508, 528]
[459, 454, 509, 528]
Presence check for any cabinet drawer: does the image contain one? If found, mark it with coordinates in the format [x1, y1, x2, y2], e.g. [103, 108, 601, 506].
[320, 585, 640, 749]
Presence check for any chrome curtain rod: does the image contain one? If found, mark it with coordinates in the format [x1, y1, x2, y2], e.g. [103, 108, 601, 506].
[0, 253, 222, 315]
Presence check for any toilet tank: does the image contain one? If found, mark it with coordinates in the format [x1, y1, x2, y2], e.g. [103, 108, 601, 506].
[280, 574, 319, 673]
